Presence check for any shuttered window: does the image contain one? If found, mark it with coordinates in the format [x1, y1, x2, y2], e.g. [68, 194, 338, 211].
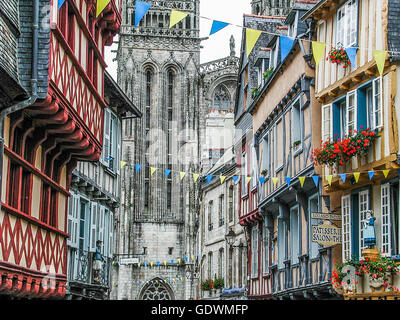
[321, 104, 332, 142]
[359, 190, 370, 258]
[262, 223, 269, 275]
[251, 226, 258, 278]
[336, 0, 358, 48]
[89, 202, 98, 252]
[67, 194, 80, 249]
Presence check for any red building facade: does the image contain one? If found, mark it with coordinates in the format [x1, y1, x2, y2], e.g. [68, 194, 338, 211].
[0, 0, 121, 299]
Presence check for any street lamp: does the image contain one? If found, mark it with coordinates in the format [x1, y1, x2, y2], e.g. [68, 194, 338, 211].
[225, 228, 236, 247]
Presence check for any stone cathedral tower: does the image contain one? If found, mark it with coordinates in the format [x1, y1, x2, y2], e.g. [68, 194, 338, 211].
[112, 0, 202, 300]
[251, 0, 294, 16]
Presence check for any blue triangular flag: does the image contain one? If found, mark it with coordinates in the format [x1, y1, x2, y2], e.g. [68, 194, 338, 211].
[285, 177, 292, 186]
[144, 262, 148, 267]
[207, 175, 213, 184]
[185, 256, 189, 262]
[135, 1, 152, 27]
[345, 47, 358, 68]
[171, 259, 174, 264]
[232, 176, 239, 183]
[106, 157, 113, 161]
[58, 0, 66, 9]
[280, 36, 295, 63]
[209, 20, 229, 36]
[156, 261, 160, 266]
[135, 164, 142, 172]
[368, 171, 375, 180]
[340, 174, 347, 183]
[312, 176, 319, 187]
[259, 177, 266, 185]
[165, 169, 171, 179]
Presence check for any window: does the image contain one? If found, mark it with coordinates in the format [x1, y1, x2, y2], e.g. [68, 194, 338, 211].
[359, 190, 370, 258]
[342, 194, 352, 262]
[228, 186, 234, 223]
[102, 109, 120, 172]
[367, 77, 382, 129]
[213, 86, 230, 111]
[287, 12, 298, 38]
[251, 226, 258, 278]
[277, 219, 286, 268]
[208, 201, 213, 231]
[292, 99, 302, 151]
[241, 151, 248, 196]
[218, 249, 224, 278]
[219, 195, 224, 226]
[346, 91, 357, 135]
[274, 118, 284, 170]
[381, 184, 391, 257]
[309, 195, 320, 259]
[336, 0, 358, 48]
[290, 206, 300, 264]
[269, 40, 279, 69]
[208, 252, 213, 279]
[250, 144, 257, 189]
[168, 247, 173, 255]
[321, 104, 332, 142]
[262, 223, 270, 275]
[261, 133, 270, 177]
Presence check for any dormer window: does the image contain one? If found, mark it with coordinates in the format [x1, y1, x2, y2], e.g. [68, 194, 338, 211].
[336, 0, 358, 47]
[269, 41, 279, 70]
[287, 11, 298, 38]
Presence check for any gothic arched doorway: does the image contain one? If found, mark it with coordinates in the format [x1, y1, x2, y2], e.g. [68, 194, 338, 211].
[139, 278, 175, 300]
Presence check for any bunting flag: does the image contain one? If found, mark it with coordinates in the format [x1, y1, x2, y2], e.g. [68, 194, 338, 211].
[340, 174, 347, 183]
[312, 41, 326, 67]
[232, 176, 240, 183]
[345, 47, 358, 68]
[353, 172, 360, 183]
[177, 258, 181, 264]
[327, 175, 333, 186]
[169, 10, 188, 28]
[299, 176, 306, 188]
[246, 28, 262, 57]
[191, 255, 195, 261]
[96, 0, 111, 17]
[135, 0, 152, 27]
[368, 171, 375, 180]
[220, 176, 226, 184]
[272, 177, 279, 188]
[120, 161, 127, 168]
[150, 262, 153, 267]
[210, 20, 229, 36]
[58, 0, 66, 9]
[150, 167, 157, 176]
[164, 261, 167, 266]
[193, 173, 200, 182]
[246, 176, 252, 185]
[180, 172, 186, 180]
[285, 177, 292, 186]
[280, 36, 295, 63]
[106, 157, 113, 161]
[207, 175, 213, 184]
[383, 170, 390, 178]
[312, 175, 319, 187]
[185, 256, 189, 262]
[135, 164, 142, 172]
[374, 50, 387, 76]
[259, 177, 266, 185]
[144, 262, 148, 267]
[171, 259, 174, 264]
[156, 261, 160, 266]
[165, 169, 172, 179]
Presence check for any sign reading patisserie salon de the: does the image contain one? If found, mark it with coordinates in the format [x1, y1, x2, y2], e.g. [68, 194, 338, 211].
[312, 223, 342, 247]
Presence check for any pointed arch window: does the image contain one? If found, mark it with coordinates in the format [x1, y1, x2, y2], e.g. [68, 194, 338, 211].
[213, 86, 230, 111]
[166, 69, 174, 210]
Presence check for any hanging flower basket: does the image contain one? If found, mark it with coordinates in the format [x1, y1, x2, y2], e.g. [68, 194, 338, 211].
[201, 279, 214, 291]
[326, 45, 351, 69]
[311, 128, 377, 167]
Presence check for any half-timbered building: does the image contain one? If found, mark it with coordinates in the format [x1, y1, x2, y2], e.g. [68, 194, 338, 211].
[0, 0, 121, 299]
[234, 13, 287, 300]
[248, 1, 340, 300]
[66, 71, 140, 300]
[303, 0, 400, 299]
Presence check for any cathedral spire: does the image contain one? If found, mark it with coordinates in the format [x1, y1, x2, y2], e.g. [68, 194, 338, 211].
[251, 0, 294, 16]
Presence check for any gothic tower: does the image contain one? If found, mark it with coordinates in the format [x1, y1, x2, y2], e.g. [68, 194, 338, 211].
[251, 0, 294, 16]
[113, 0, 201, 300]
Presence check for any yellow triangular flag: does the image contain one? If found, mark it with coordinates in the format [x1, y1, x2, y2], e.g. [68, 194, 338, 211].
[191, 255, 195, 261]
[246, 176, 252, 185]
[193, 173, 199, 182]
[177, 258, 181, 264]
[272, 177, 279, 188]
[151, 167, 157, 176]
[164, 261, 167, 266]
[169, 10, 189, 28]
[246, 28, 262, 57]
[312, 41, 326, 67]
[220, 176, 226, 184]
[299, 176, 306, 188]
[180, 172, 186, 180]
[120, 161, 127, 168]
[354, 172, 360, 183]
[96, 0, 111, 17]
[374, 50, 388, 76]
[383, 170, 390, 178]
[150, 262, 153, 267]
[327, 175, 333, 186]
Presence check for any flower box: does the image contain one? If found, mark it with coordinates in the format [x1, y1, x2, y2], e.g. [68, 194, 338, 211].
[326, 46, 351, 69]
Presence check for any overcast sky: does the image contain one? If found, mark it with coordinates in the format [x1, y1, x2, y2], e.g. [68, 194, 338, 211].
[104, 0, 252, 79]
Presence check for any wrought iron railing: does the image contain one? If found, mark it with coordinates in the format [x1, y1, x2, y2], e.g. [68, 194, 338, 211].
[67, 249, 111, 287]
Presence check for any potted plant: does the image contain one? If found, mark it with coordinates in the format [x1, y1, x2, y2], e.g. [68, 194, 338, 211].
[260, 169, 268, 176]
[251, 84, 261, 99]
[214, 278, 224, 294]
[311, 128, 377, 167]
[293, 140, 301, 150]
[201, 279, 214, 298]
[326, 45, 351, 69]
[263, 67, 274, 80]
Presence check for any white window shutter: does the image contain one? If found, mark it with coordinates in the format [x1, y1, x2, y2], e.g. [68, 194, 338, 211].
[359, 190, 370, 257]
[89, 202, 98, 252]
[103, 209, 109, 258]
[71, 195, 79, 249]
[67, 196, 73, 247]
[108, 211, 114, 258]
[341, 195, 352, 262]
[322, 104, 332, 141]
[116, 118, 121, 175]
[99, 206, 105, 253]
[381, 184, 391, 257]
